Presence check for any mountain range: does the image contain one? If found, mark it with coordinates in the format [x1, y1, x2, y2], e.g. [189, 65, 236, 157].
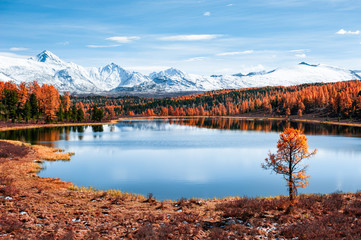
[0, 50, 360, 94]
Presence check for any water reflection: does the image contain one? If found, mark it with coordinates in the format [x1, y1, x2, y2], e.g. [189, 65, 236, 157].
[165, 118, 361, 137]
[0, 125, 89, 147]
[92, 125, 104, 132]
[0, 118, 360, 200]
[1, 118, 361, 147]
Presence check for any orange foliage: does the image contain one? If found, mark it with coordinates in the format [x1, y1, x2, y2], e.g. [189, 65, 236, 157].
[66, 80, 361, 119]
[41, 84, 61, 120]
[63, 91, 71, 111]
[0, 80, 70, 122]
[262, 128, 317, 207]
[18, 82, 28, 107]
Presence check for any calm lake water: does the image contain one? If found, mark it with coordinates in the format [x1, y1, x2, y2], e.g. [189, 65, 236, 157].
[1, 118, 361, 200]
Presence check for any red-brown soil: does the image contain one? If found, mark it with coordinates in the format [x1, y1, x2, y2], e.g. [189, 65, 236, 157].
[0, 140, 360, 239]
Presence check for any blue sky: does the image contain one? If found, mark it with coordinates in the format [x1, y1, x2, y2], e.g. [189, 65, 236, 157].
[0, 0, 360, 74]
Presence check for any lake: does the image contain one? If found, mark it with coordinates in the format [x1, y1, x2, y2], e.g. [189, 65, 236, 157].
[1, 118, 361, 200]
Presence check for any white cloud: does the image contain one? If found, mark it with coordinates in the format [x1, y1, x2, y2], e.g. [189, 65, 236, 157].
[217, 68, 234, 74]
[226, 4, 233, 6]
[336, 29, 360, 35]
[185, 57, 207, 62]
[295, 53, 307, 58]
[0, 52, 30, 59]
[217, 64, 267, 75]
[289, 49, 310, 53]
[216, 50, 254, 56]
[57, 41, 70, 46]
[87, 36, 140, 48]
[125, 65, 170, 74]
[106, 36, 141, 43]
[203, 11, 211, 16]
[87, 44, 120, 48]
[9, 47, 28, 51]
[159, 34, 221, 41]
[242, 64, 267, 74]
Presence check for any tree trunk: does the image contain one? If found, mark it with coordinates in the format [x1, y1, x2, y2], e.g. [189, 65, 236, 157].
[289, 173, 293, 203]
[286, 173, 294, 214]
[287, 154, 294, 214]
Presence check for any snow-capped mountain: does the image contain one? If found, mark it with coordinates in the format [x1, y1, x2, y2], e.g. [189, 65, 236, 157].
[0, 50, 149, 93]
[31, 50, 65, 65]
[88, 63, 151, 91]
[0, 50, 360, 94]
[123, 63, 360, 92]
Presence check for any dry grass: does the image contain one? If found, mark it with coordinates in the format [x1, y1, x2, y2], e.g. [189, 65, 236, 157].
[69, 186, 146, 201]
[32, 144, 74, 161]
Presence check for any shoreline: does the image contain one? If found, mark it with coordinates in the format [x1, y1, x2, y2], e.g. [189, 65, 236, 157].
[119, 115, 361, 128]
[0, 119, 119, 132]
[0, 115, 360, 133]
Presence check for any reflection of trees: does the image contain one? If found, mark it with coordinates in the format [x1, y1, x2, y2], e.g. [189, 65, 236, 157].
[119, 118, 361, 137]
[0, 124, 101, 146]
[92, 125, 104, 132]
[0, 127, 64, 147]
[170, 117, 361, 137]
[92, 125, 104, 139]
[77, 126, 85, 133]
[0, 119, 360, 146]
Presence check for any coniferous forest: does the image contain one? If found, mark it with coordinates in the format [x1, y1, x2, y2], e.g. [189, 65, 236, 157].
[72, 80, 361, 121]
[0, 81, 103, 123]
[1, 80, 361, 124]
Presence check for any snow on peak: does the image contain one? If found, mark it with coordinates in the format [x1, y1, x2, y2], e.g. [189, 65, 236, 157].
[34, 50, 64, 65]
[0, 51, 360, 94]
[298, 62, 319, 67]
[101, 62, 126, 73]
[164, 67, 185, 76]
[149, 68, 187, 80]
[234, 69, 276, 77]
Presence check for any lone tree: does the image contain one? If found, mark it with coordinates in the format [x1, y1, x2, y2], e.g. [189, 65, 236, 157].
[262, 128, 317, 209]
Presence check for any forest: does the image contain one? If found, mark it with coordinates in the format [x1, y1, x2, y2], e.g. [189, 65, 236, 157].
[1, 80, 361, 123]
[0, 81, 103, 123]
[73, 80, 361, 121]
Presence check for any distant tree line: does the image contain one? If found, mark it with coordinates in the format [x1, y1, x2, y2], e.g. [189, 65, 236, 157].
[0, 81, 104, 123]
[73, 80, 361, 120]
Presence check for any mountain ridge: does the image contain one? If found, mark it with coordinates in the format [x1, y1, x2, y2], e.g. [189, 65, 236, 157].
[0, 50, 360, 94]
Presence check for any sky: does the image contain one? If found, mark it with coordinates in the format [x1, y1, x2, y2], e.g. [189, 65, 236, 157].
[0, 0, 361, 75]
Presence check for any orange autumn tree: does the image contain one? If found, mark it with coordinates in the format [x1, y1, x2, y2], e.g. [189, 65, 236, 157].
[42, 84, 60, 121]
[262, 128, 317, 209]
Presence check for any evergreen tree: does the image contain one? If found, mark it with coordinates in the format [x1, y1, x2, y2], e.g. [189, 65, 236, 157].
[0, 103, 5, 120]
[3, 89, 18, 122]
[91, 106, 104, 122]
[57, 104, 64, 122]
[71, 105, 78, 122]
[65, 110, 70, 122]
[29, 94, 39, 120]
[77, 107, 84, 122]
[23, 101, 31, 123]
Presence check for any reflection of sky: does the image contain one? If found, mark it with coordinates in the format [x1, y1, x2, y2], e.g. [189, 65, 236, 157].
[35, 120, 361, 200]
